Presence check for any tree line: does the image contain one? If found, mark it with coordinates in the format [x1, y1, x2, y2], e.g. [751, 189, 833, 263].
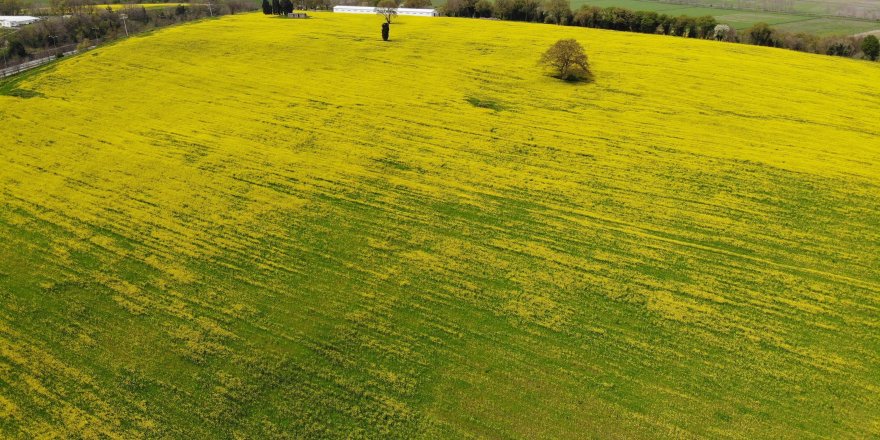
[439, 0, 880, 61]
[1, 0, 250, 16]
[263, 0, 295, 16]
[1, 1, 257, 68]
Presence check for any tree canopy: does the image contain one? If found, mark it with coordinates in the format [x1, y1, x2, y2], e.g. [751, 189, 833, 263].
[862, 35, 879, 61]
[539, 39, 591, 82]
[376, 0, 398, 23]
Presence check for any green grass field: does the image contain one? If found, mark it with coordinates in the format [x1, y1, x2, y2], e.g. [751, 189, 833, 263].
[1, 12, 879, 439]
[573, 0, 880, 35]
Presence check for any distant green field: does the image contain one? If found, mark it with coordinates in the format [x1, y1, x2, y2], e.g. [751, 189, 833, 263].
[771, 16, 880, 34]
[573, 0, 880, 35]
[776, 0, 880, 15]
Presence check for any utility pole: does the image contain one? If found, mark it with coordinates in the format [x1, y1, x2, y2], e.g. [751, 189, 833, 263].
[2, 39, 7, 71]
[120, 13, 129, 37]
[48, 35, 58, 55]
[1, 28, 20, 73]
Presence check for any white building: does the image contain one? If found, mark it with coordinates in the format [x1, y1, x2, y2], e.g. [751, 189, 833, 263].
[0, 16, 40, 28]
[333, 6, 438, 17]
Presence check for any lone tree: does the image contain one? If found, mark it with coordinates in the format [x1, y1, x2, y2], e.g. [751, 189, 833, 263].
[376, 0, 398, 23]
[539, 39, 591, 82]
[862, 35, 879, 61]
[713, 24, 731, 41]
[261, 0, 272, 14]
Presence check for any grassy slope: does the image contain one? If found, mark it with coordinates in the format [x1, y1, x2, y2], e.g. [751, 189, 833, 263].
[1, 12, 879, 439]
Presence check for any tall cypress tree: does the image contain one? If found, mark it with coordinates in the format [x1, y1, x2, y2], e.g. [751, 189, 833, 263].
[281, 0, 293, 14]
[272, 0, 280, 14]
[262, 0, 272, 14]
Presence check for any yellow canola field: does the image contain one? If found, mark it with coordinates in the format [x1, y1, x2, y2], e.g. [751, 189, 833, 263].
[0, 12, 879, 439]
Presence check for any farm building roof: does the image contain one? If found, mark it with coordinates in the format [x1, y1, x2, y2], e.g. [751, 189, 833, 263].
[332, 6, 438, 16]
[0, 16, 40, 27]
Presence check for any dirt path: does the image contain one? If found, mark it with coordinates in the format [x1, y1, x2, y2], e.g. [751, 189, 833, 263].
[853, 29, 880, 37]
